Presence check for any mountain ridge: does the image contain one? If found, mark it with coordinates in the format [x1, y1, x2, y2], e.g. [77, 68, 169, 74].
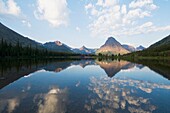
[0, 22, 43, 49]
[0, 22, 150, 55]
[43, 41, 73, 53]
[149, 35, 170, 49]
[72, 46, 96, 54]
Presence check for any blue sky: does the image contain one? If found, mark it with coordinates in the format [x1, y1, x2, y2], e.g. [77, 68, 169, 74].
[0, 0, 170, 48]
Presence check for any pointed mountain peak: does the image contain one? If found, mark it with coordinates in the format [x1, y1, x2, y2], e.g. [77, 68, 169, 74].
[104, 37, 121, 46]
[108, 37, 116, 40]
[80, 45, 87, 50]
[137, 45, 145, 48]
[96, 36, 130, 55]
[136, 45, 145, 51]
[137, 45, 141, 47]
[107, 37, 117, 42]
[82, 45, 86, 48]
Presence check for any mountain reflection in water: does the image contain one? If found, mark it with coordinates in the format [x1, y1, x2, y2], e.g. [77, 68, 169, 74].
[0, 59, 170, 113]
[96, 60, 135, 77]
[1, 59, 170, 89]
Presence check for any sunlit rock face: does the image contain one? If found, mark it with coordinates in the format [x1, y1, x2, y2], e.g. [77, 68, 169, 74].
[85, 76, 170, 113]
[96, 60, 135, 77]
[96, 37, 130, 55]
[55, 41, 63, 46]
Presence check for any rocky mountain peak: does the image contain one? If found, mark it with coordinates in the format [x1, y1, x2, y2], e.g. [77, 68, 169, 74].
[96, 37, 130, 55]
[136, 45, 145, 51]
[104, 37, 121, 46]
[55, 41, 62, 46]
[80, 46, 87, 50]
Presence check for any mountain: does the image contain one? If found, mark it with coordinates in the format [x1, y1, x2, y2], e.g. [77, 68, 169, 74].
[123, 35, 170, 58]
[0, 23, 43, 49]
[136, 45, 145, 51]
[149, 35, 170, 49]
[122, 44, 136, 52]
[122, 44, 146, 52]
[72, 46, 96, 54]
[43, 41, 72, 53]
[0, 23, 74, 53]
[96, 37, 130, 55]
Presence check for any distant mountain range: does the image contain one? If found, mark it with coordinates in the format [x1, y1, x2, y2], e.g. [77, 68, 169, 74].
[72, 46, 96, 54]
[122, 44, 136, 52]
[122, 45, 145, 52]
[0, 22, 147, 55]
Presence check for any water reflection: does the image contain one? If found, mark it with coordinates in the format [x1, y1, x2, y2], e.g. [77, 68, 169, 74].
[134, 59, 170, 80]
[71, 60, 96, 68]
[86, 76, 170, 113]
[36, 86, 68, 113]
[1, 59, 170, 90]
[0, 59, 48, 89]
[0, 85, 68, 113]
[96, 60, 135, 77]
[0, 59, 95, 89]
[0, 97, 20, 113]
[0, 59, 170, 113]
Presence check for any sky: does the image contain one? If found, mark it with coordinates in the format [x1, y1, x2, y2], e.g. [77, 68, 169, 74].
[0, 0, 170, 48]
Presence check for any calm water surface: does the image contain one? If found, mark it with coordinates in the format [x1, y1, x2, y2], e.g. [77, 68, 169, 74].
[0, 59, 170, 113]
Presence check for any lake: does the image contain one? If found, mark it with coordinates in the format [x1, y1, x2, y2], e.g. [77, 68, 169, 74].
[0, 59, 170, 113]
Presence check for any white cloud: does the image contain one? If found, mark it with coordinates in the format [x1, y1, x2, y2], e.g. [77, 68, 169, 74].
[125, 8, 151, 21]
[118, 22, 170, 36]
[0, 0, 21, 16]
[0, 0, 32, 28]
[121, 5, 127, 15]
[85, 3, 93, 11]
[22, 20, 32, 28]
[85, 0, 169, 38]
[129, 0, 157, 10]
[34, 0, 69, 27]
[96, 0, 118, 7]
[76, 27, 80, 32]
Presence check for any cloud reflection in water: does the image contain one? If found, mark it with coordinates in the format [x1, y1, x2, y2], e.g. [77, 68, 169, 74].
[85, 76, 170, 113]
[37, 87, 68, 113]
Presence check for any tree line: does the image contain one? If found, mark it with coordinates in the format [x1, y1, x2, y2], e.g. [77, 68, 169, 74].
[0, 39, 79, 58]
